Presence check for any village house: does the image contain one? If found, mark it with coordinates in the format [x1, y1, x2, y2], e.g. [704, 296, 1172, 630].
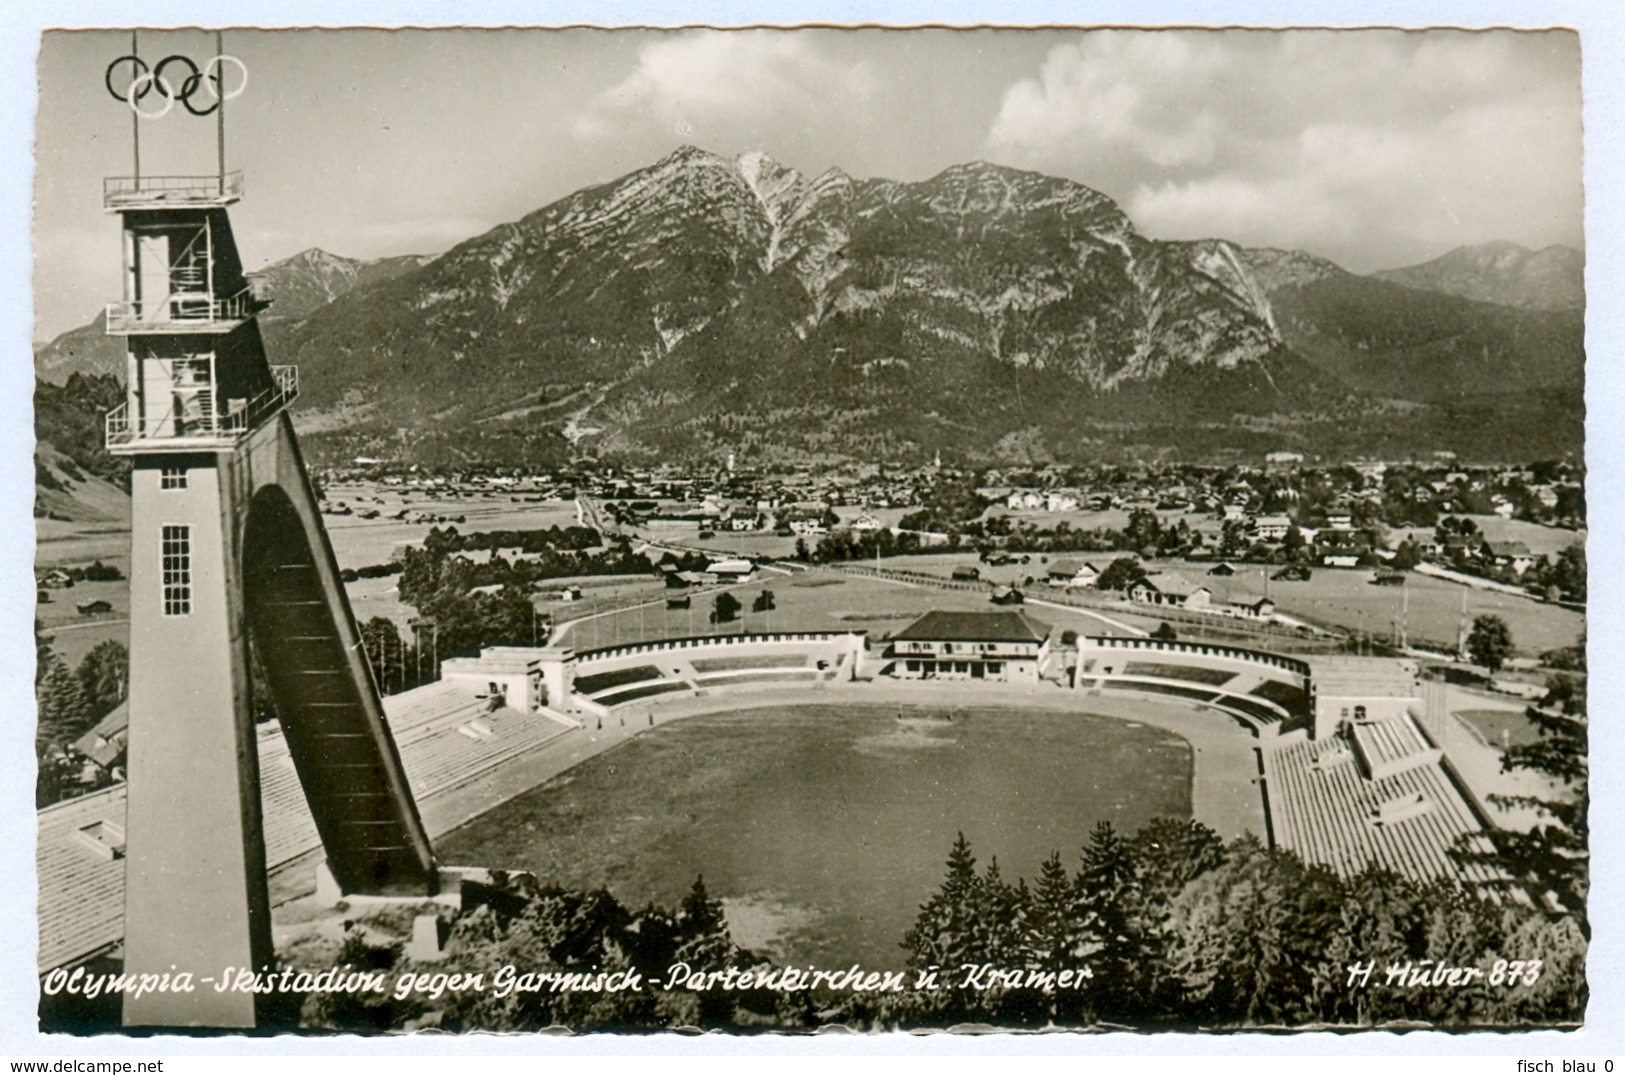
[1045, 492, 1080, 513]
[1252, 515, 1293, 542]
[39, 568, 73, 589]
[1127, 572, 1212, 611]
[1046, 559, 1100, 589]
[1223, 592, 1276, 620]
[1006, 490, 1045, 511]
[1481, 540, 1536, 575]
[703, 559, 757, 582]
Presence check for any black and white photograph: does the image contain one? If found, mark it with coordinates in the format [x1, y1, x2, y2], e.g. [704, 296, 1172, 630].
[16, 12, 1607, 1044]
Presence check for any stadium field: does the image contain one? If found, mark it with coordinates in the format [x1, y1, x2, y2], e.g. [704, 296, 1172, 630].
[434, 702, 1192, 968]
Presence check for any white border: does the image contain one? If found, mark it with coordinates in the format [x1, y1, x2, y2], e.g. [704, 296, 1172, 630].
[4, 1, 1619, 1060]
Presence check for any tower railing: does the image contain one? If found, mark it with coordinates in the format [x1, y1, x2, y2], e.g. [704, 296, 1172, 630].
[105, 286, 260, 334]
[103, 171, 244, 209]
[105, 365, 299, 450]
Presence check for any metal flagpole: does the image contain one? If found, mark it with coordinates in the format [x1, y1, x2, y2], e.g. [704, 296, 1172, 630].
[216, 30, 227, 195]
[130, 31, 140, 183]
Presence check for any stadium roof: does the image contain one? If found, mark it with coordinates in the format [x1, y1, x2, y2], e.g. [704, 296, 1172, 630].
[895, 609, 1052, 644]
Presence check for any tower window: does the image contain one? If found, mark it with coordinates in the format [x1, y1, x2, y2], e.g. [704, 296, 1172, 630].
[160, 465, 188, 490]
[161, 525, 191, 616]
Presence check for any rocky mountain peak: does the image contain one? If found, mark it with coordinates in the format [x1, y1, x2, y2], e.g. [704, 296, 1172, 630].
[1373, 241, 1584, 311]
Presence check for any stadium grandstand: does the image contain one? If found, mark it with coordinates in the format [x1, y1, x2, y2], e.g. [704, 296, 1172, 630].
[38, 616, 1508, 975]
[38, 678, 578, 973]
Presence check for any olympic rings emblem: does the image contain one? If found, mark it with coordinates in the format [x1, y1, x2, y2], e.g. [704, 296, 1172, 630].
[105, 54, 247, 119]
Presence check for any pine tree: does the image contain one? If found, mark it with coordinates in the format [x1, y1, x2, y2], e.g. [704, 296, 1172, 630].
[36, 654, 91, 749]
[902, 832, 981, 973]
[75, 640, 128, 719]
[1459, 674, 1588, 919]
[1074, 821, 1143, 1018]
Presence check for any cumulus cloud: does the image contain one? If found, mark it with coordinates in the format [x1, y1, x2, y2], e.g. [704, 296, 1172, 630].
[572, 31, 880, 146]
[983, 30, 1582, 270]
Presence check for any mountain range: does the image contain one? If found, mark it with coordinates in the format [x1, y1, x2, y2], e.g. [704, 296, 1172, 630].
[1372, 240, 1583, 312]
[34, 147, 1586, 465]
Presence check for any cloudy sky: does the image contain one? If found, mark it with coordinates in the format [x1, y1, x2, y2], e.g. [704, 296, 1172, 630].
[33, 26, 1582, 340]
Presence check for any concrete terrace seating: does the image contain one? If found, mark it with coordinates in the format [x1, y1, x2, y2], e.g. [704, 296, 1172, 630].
[1249, 679, 1310, 719]
[255, 680, 576, 863]
[594, 681, 694, 707]
[696, 670, 822, 688]
[258, 747, 323, 867]
[1084, 636, 1307, 735]
[574, 664, 665, 698]
[40, 680, 585, 975]
[1218, 695, 1288, 729]
[36, 785, 128, 971]
[1265, 737, 1498, 885]
[1101, 678, 1220, 705]
[1350, 714, 1439, 779]
[1092, 677, 1288, 736]
[398, 707, 575, 799]
[1122, 661, 1237, 687]
[691, 654, 812, 674]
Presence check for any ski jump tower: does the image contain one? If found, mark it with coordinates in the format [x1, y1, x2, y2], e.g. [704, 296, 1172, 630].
[102, 42, 438, 1027]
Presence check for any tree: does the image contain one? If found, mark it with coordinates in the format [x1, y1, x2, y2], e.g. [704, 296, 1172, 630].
[1460, 675, 1589, 919]
[36, 655, 92, 749]
[359, 617, 407, 693]
[1547, 543, 1586, 602]
[1390, 538, 1423, 571]
[903, 832, 985, 977]
[1123, 509, 1162, 552]
[1073, 821, 1146, 1018]
[1466, 614, 1514, 672]
[711, 591, 741, 625]
[75, 640, 128, 719]
[1151, 622, 1178, 642]
[35, 619, 54, 686]
[1096, 557, 1146, 593]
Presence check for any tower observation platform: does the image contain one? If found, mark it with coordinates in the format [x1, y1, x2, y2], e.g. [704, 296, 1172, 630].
[101, 170, 290, 455]
[103, 170, 243, 209]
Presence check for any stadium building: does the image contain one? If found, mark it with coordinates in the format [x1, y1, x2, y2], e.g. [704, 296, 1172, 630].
[882, 609, 1054, 684]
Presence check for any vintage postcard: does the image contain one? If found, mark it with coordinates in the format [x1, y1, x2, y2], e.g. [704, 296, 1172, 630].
[24, 21, 1592, 1039]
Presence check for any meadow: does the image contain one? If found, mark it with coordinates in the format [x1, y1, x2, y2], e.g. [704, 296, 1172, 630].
[433, 703, 1193, 968]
